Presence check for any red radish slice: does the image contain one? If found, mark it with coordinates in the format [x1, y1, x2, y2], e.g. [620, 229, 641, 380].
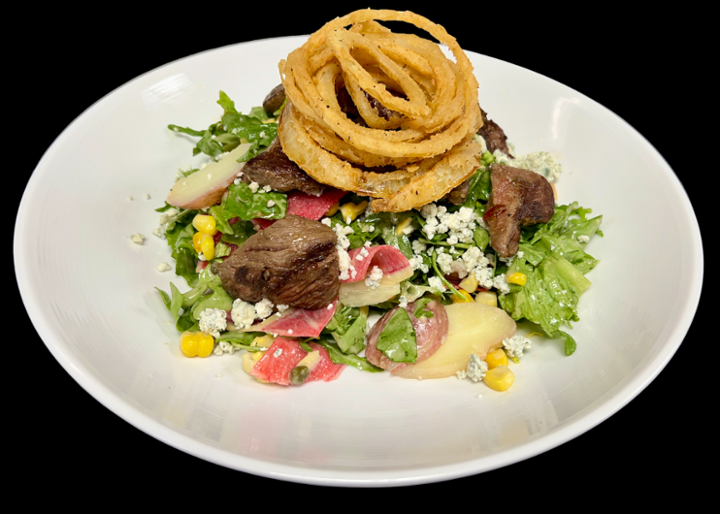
[342, 245, 412, 284]
[253, 298, 338, 338]
[252, 188, 346, 228]
[339, 245, 413, 306]
[249, 337, 344, 385]
[286, 188, 347, 220]
[365, 300, 449, 373]
[249, 338, 306, 386]
[307, 343, 345, 383]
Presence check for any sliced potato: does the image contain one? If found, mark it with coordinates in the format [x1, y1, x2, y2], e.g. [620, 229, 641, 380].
[393, 302, 516, 379]
[166, 142, 251, 209]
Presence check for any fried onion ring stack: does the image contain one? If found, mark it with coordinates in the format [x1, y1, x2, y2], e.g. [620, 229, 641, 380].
[278, 9, 484, 212]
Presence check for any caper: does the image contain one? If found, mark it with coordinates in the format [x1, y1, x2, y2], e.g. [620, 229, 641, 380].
[210, 262, 220, 274]
[289, 366, 310, 385]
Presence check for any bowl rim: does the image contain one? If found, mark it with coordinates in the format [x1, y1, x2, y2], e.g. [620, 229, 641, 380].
[14, 35, 704, 487]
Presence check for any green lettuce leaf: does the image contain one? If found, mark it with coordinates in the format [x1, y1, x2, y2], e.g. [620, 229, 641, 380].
[376, 308, 417, 363]
[222, 182, 287, 221]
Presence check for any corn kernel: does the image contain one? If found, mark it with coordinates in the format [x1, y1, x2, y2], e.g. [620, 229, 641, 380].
[452, 289, 474, 303]
[395, 217, 412, 236]
[507, 272, 527, 286]
[199, 233, 215, 260]
[475, 291, 498, 307]
[458, 274, 478, 293]
[180, 331, 214, 358]
[483, 365, 515, 391]
[485, 348, 508, 369]
[339, 201, 368, 223]
[192, 232, 204, 253]
[325, 201, 340, 217]
[192, 214, 218, 235]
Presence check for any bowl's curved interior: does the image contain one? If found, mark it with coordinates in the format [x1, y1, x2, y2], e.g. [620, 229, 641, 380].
[14, 36, 702, 486]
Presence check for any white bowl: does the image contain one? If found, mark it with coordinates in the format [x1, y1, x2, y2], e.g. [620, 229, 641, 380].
[15, 30, 702, 486]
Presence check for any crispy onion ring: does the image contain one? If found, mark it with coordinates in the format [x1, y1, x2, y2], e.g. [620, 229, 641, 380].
[277, 9, 484, 212]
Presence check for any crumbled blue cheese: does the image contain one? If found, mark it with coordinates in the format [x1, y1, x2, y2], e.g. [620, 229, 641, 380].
[365, 266, 383, 289]
[503, 334, 532, 358]
[337, 246, 356, 281]
[199, 308, 228, 338]
[231, 299, 256, 329]
[408, 256, 430, 274]
[248, 182, 260, 193]
[466, 354, 488, 382]
[156, 262, 171, 272]
[213, 341, 237, 356]
[154, 207, 179, 240]
[493, 274, 511, 295]
[273, 348, 283, 358]
[331, 223, 354, 250]
[456, 354, 489, 382]
[511, 151, 562, 182]
[130, 233, 145, 245]
[428, 276, 445, 293]
[577, 235, 590, 243]
[254, 298, 274, 320]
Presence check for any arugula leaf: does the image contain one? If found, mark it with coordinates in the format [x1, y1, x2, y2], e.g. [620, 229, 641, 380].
[215, 331, 267, 351]
[412, 297, 434, 318]
[376, 308, 417, 363]
[324, 305, 367, 354]
[167, 125, 205, 138]
[315, 340, 384, 372]
[220, 219, 255, 247]
[222, 182, 287, 220]
[556, 330, 577, 356]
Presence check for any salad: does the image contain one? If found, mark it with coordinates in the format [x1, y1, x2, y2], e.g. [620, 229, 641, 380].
[152, 10, 602, 392]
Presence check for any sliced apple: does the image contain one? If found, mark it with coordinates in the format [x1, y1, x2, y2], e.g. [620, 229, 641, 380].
[393, 302, 516, 379]
[166, 142, 252, 209]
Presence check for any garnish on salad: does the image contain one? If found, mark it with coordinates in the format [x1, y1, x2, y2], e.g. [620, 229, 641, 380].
[153, 9, 603, 392]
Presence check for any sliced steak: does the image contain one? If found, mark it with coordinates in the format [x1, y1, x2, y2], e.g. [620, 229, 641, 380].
[365, 91, 403, 122]
[242, 137, 325, 196]
[477, 108, 513, 158]
[217, 215, 340, 310]
[483, 163, 555, 258]
[365, 300, 449, 373]
[444, 177, 470, 205]
[262, 84, 286, 114]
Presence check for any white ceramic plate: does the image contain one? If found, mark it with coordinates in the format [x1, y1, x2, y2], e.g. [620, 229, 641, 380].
[15, 34, 702, 486]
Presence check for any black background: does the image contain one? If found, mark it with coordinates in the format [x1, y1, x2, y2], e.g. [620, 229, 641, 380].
[13, 3, 707, 500]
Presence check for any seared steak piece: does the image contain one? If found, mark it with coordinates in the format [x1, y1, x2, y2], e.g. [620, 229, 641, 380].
[484, 164, 555, 258]
[242, 137, 325, 196]
[262, 84, 286, 114]
[444, 178, 470, 205]
[365, 91, 403, 122]
[477, 108, 513, 158]
[218, 215, 340, 310]
[335, 78, 403, 124]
